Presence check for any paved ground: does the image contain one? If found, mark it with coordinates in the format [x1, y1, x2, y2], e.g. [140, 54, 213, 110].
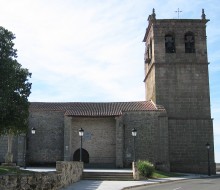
[21, 167, 56, 172]
[61, 175, 203, 190]
[22, 167, 220, 190]
[84, 169, 132, 173]
[129, 177, 220, 190]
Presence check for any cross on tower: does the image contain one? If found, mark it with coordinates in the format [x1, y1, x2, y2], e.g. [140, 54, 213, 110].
[175, 8, 182, 19]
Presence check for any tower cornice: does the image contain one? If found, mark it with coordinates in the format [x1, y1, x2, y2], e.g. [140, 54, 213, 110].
[143, 9, 209, 42]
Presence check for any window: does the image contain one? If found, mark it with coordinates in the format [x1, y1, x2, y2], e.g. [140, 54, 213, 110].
[185, 32, 195, 53]
[165, 34, 175, 53]
[145, 39, 152, 64]
[149, 39, 152, 59]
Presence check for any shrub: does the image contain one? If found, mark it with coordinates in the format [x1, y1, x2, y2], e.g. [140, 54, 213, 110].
[137, 160, 155, 178]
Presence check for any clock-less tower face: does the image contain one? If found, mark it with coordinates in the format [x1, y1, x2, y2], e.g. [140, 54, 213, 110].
[143, 14, 210, 119]
[142, 10, 215, 174]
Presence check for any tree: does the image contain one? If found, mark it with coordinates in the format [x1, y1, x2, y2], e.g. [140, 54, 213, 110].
[0, 26, 31, 164]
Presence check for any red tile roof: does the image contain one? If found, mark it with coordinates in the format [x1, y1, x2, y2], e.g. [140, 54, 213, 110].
[29, 100, 165, 116]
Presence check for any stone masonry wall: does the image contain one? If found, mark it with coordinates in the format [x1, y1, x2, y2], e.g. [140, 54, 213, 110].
[169, 118, 216, 174]
[216, 163, 220, 172]
[155, 63, 211, 118]
[115, 116, 123, 168]
[144, 18, 215, 174]
[56, 161, 83, 187]
[0, 161, 83, 190]
[122, 111, 169, 171]
[145, 19, 211, 118]
[145, 64, 156, 103]
[0, 136, 18, 164]
[27, 111, 64, 165]
[70, 117, 116, 166]
[0, 136, 8, 163]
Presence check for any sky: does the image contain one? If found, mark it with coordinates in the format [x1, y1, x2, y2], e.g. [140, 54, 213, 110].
[0, 0, 219, 163]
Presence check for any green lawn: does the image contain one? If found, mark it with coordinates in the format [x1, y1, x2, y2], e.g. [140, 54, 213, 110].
[152, 170, 185, 178]
[0, 166, 33, 175]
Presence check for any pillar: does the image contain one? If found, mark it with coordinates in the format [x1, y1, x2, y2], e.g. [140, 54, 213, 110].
[115, 116, 124, 168]
[64, 116, 72, 161]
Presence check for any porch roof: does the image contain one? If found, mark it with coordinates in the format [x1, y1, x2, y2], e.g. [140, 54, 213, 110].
[29, 100, 165, 117]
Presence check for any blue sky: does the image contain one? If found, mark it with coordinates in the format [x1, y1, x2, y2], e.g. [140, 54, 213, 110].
[0, 0, 219, 162]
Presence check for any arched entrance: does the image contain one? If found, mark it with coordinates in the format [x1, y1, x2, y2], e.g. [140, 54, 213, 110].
[73, 148, 89, 163]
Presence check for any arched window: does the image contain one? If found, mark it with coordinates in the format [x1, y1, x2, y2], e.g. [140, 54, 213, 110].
[165, 34, 175, 53]
[185, 32, 195, 53]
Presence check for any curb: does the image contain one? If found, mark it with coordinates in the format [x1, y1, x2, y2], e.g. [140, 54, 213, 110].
[122, 178, 190, 190]
[122, 174, 220, 190]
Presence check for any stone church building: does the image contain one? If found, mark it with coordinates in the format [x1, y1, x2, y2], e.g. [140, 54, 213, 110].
[0, 9, 216, 174]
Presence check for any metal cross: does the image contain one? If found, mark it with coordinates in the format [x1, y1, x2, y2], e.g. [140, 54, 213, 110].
[175, 8, 182, 19]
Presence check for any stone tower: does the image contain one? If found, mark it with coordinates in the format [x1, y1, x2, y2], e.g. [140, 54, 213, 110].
[143, 9, 215, 173]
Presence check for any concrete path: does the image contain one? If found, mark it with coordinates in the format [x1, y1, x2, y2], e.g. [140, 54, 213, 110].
[21, 167, 56, 172]
[84, 169, 132, 173]
[61, 170, 208, 190]
[22, 167, 220, 190]
[61, 176, 202, 190]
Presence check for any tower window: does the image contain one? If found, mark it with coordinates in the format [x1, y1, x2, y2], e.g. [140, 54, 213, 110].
[149, 39, 152, 59]
[165, 34, 175, 53]
[185, 32, 195, 53]
[144, 39, 152, 64]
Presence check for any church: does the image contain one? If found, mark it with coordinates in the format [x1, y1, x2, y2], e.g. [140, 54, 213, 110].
[0, 9, 216, 174]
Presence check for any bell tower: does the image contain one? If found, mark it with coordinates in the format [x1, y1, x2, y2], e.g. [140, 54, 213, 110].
[143, 9, 215, 174]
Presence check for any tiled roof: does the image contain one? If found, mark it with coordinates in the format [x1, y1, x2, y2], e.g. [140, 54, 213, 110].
[29, 100, 165, 116]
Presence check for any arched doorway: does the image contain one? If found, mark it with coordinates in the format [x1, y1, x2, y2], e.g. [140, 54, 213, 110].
[73, 148, 89, 163]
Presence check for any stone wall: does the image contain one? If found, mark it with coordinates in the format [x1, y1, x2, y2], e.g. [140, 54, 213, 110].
[155, 63, 211, 118]
[0, 161, 83, 190]
[69, 117, 116, 166]
[145, 64, 155, 103]
[216, 163, 220, 172]
[0, 136, 8, 163]
[28, 111, 64, 165]
[115, 116, 123, 168]
[56, 161, 83, 187]
[169, 118, 216, 174]
[122, 111, 170, 171]
[0, 136, 18, 164]
[143, 18, 215, 174]
[144, 19, 211, 118]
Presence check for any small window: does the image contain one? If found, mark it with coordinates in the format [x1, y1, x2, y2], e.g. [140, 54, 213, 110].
[149, 39, 153, 59]
[185, 32, 195, 53]
[147, 45, 150, 60]
[144, 39, 152, 64]
[165, 34, 175, 53]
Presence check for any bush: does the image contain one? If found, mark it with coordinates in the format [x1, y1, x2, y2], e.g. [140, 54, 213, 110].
[137, 160, 155, 178]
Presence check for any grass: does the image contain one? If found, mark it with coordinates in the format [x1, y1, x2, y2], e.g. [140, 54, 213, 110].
[0, 166, 34, 175]
[152, 170, 185, 178]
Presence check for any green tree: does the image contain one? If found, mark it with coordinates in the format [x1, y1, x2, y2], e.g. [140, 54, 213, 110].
[0, 26, 31, 164]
